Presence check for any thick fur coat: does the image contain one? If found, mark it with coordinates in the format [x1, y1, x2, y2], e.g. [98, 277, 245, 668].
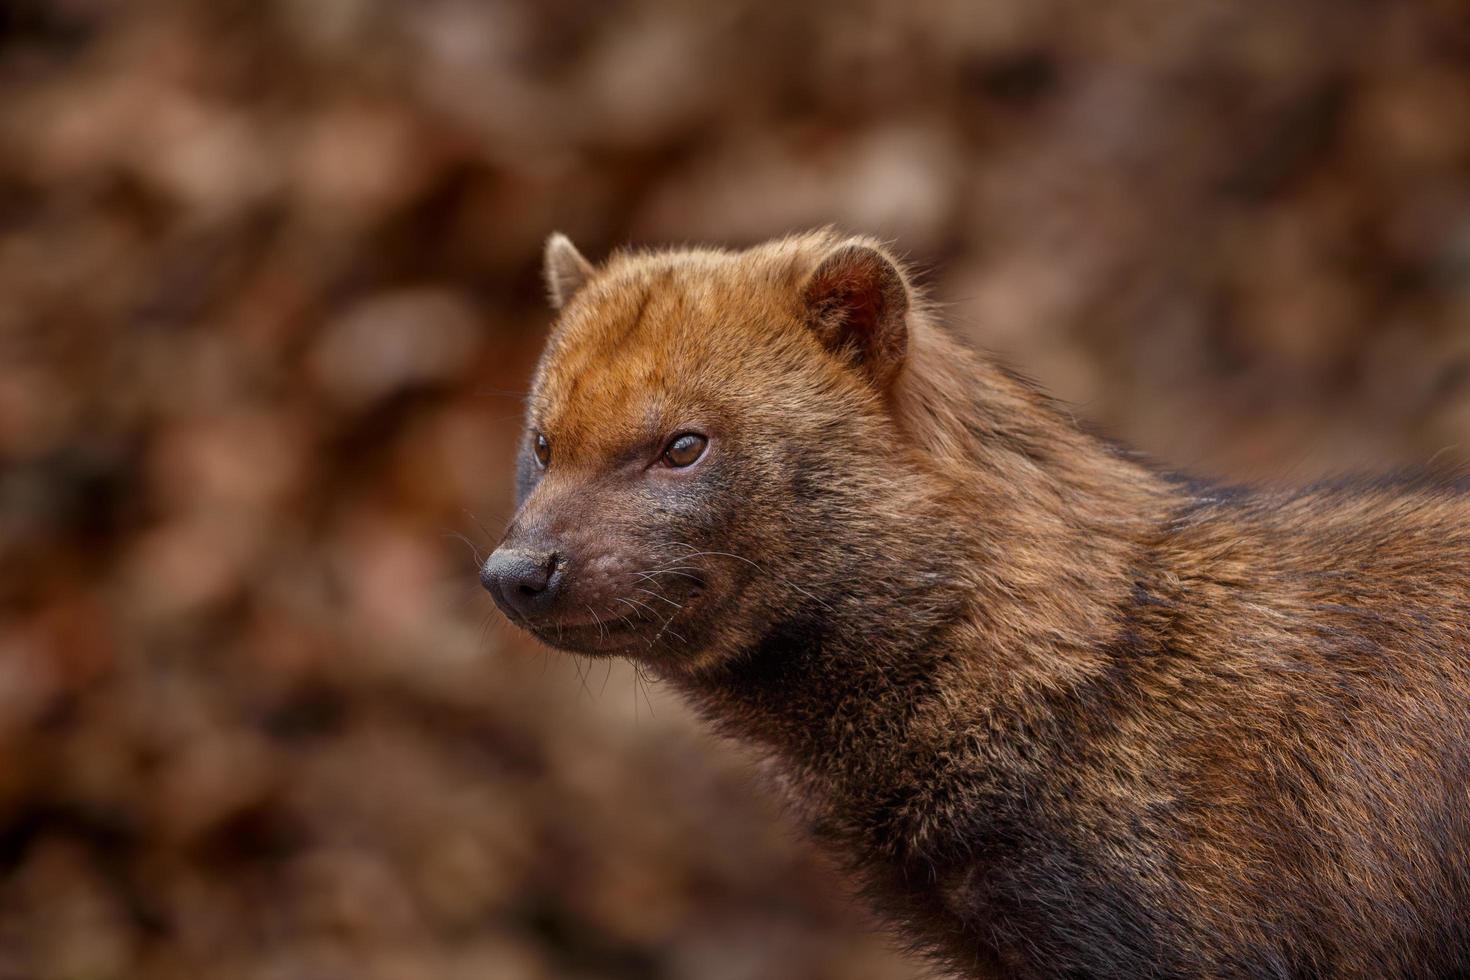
[485, 230, 1470, 978]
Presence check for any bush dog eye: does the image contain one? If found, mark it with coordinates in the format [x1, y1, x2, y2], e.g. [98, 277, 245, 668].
[532, 432, 550, 468]
[661, 433, 707, 468]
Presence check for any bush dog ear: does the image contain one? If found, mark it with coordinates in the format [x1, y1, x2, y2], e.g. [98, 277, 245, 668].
[544, 232, 595, 309]
[801, 243, 910, 388]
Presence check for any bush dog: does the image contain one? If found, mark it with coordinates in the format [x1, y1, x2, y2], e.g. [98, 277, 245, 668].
[481, 231, 1470, 978]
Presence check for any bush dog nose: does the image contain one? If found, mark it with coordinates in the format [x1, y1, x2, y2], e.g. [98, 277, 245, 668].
[481, 547, 561, 618]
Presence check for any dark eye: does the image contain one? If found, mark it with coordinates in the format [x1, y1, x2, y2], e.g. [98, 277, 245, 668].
[532, 432, 551, 468]
[661, 433, 707, 468]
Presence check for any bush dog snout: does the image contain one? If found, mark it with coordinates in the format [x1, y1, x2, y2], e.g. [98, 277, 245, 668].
[488, 229, 1470, 978]
[480, 547, 561, 619]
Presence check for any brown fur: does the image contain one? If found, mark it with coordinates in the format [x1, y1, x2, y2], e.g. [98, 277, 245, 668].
[488, 230, 1470, 978]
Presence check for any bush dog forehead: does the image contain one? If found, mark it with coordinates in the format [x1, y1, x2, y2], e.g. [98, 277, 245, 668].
[530, 231, 916, 450]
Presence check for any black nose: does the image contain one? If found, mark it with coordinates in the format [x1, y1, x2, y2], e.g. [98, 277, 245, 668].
[481, 547, 562, 619]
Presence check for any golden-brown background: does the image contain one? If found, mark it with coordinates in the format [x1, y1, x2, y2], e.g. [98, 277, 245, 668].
[2, 1, 1468, 977]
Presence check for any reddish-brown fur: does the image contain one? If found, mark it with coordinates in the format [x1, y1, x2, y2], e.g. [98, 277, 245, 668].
[488, 230, 1470, 978]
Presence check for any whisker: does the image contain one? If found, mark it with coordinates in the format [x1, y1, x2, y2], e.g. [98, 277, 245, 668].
[613, 599, 657, 647]
[584, 604, 608, 641]
[461, 509, 497, 548]
[635, 568, 704, 585]
[571, 656, 593, 700]
[635, 663, 658, 718]
[443, 530, 483, 566]
[635, 588, 682, 610]
[614, 597, 646, 620]
[622, 595, 660, 616]
[662, 549, 835, 612]
[477, 609, 497, 654]
[651, 606, 686, 645]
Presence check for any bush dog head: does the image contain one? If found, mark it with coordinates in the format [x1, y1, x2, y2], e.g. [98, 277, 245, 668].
[483, 231, 945, 672]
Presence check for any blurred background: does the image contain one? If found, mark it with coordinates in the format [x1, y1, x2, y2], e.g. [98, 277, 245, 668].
[1, 1, 1469, 977]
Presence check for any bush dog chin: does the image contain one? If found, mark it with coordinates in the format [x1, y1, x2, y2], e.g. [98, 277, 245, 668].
[482, 230, 1470, 979]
